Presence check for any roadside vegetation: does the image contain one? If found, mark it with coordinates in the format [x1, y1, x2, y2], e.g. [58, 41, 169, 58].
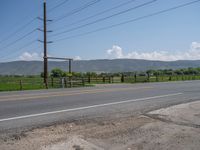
[1, 67, 200, 91]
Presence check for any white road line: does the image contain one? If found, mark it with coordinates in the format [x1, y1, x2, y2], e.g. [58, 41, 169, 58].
[0, 93, 182, 122]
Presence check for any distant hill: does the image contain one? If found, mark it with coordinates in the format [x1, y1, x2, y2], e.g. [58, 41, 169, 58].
[0, 59, 200, 75]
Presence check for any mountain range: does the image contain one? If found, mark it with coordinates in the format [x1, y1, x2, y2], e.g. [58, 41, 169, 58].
[0, 59, 200, 75]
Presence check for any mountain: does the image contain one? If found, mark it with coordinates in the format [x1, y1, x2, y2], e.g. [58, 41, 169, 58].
[0, 59, 200, 75]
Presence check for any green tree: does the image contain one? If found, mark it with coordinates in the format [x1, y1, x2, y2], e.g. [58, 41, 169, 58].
[86, 72, 97, 77]
[174, 69, 183, 75]
[146, 70, 156, 76]
[50, 68, 65, 78]
[40, 72, 44, 78]
[72, 72, 82, 77]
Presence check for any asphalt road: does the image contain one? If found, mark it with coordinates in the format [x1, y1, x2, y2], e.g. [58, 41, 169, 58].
[0, 81, 200, 134]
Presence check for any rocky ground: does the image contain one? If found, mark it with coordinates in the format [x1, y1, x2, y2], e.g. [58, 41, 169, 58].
[0, 101, 200, 150]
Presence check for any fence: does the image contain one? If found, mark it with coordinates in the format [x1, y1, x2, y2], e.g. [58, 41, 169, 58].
[0, 75, 200, 91]
[0, 77, 86, 91]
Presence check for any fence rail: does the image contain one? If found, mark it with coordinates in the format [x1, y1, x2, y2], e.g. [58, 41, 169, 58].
[0, 75, 200, 91]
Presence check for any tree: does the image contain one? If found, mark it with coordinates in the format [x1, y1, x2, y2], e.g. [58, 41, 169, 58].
[174, 69, 183, 75]
[146, 70, 155, 76]
[50, 68, 65, 78]
[40, 72, 44, 78]
[72, 72, 82, 77]
[163, 69, 174, 75]
[86, 72, 97, 77]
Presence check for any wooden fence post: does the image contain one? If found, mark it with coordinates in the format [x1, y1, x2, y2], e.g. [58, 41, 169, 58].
[109, 76, 111, 83]
[121, 74, 124, 83]
[82, 77, 85, 86]
[19, 80, 22, 90]
[169, 76, 172, 81]
[134, 74, 137, 83]
[69, 77, 72, 88]
[147, 73, 150, 82]
[64, 77, 67, 88]
[103, 77, 105, 83]
[65, 77, 68, 88]
[156, 75, 158, 82]
[51, 77, 54, 87]
[88, 75, 91, 84]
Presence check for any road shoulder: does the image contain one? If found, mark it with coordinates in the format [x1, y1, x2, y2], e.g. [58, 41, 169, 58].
[1, 101, 200, 150]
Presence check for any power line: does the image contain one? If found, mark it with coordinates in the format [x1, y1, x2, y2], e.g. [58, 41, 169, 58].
[52, 0, 101, 23]
[1, 45, 41, 62]
[53, 0, 200, 42]
[0, 40, 37, 60]
[0, 1, 42, 43]
[0, 29, 37, 51]
[0, 18, 37, 44]
[51, 0, 156, 37]
[48, 0, 70, 12]
[54, 0, 136, 31]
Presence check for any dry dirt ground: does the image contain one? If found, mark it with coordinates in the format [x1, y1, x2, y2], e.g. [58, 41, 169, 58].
[0, 101, 200, 150]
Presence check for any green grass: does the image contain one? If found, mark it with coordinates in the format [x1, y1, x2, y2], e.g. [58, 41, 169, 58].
[0, 75, 200, 91]
[0, 76, 85, 91]
[0, 77, 45, 91]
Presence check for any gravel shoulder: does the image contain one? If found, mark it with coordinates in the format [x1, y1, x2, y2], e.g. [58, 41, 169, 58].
[0, 101, 200, 150]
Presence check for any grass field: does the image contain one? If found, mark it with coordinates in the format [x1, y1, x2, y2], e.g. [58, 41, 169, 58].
[0, 75, 200, 91]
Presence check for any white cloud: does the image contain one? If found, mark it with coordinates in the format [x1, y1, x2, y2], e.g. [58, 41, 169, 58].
[19, 52, 42, 61]
[191, 42, 200, 50]
[106, 42, 200, 61]
[74, 56, 82, 60]
[107, 45, 123, 59]
[19, 52, 82, 61]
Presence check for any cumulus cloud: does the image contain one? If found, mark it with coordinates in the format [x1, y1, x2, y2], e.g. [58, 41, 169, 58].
[74, 56, 82, 60]
[107, 45, 123, 59]
[191, 42, 200, 50]
[106, 42, 200, 61]
[19, 52, 42, 61]
[19, 52, 82, 61]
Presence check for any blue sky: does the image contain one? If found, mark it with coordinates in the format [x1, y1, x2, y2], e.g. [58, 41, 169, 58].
[0, 0, 200, 62]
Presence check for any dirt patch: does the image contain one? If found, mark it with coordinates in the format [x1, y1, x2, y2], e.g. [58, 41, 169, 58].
[0, 116, 154, 150]
[1, 101, 200, 150]
[147, 101, 200, 128]
[43, 135, 103, 150]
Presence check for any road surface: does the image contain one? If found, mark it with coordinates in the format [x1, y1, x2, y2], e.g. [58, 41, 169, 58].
[0, 81, 200, 135]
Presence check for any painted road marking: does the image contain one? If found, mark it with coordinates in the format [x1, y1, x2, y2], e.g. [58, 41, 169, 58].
[0, 93, 182, 122]
[0, 87, 151, 101]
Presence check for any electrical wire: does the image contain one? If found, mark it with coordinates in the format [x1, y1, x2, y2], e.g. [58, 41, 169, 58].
[51, 0, 156, 37]
[0, 18, 37, 44]
[0, 29, 37, 51]
[48, 0, 70, 12]
[54, 0, 136, 31]
[53, 0, 200, 42]
[0, 40, 37, 60]
[52, 0, 101, 23]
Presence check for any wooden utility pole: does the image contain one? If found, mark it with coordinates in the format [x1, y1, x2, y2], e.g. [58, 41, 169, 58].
[43, 0, 48, 88]
[68, 59, 72, 88]
[69, 59, 72, 74]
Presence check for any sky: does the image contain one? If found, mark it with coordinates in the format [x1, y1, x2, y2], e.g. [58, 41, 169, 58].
[0, 0, 200, 62]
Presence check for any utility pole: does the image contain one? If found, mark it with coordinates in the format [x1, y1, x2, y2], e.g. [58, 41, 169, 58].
[38, 1, 52, 88]
[69, 59, 72, 88]
[43, 0, 48, 89]
[69, 59, 72, 74]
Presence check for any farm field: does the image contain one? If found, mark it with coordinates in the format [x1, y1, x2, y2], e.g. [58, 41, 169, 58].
[0, 75, 200, 91]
